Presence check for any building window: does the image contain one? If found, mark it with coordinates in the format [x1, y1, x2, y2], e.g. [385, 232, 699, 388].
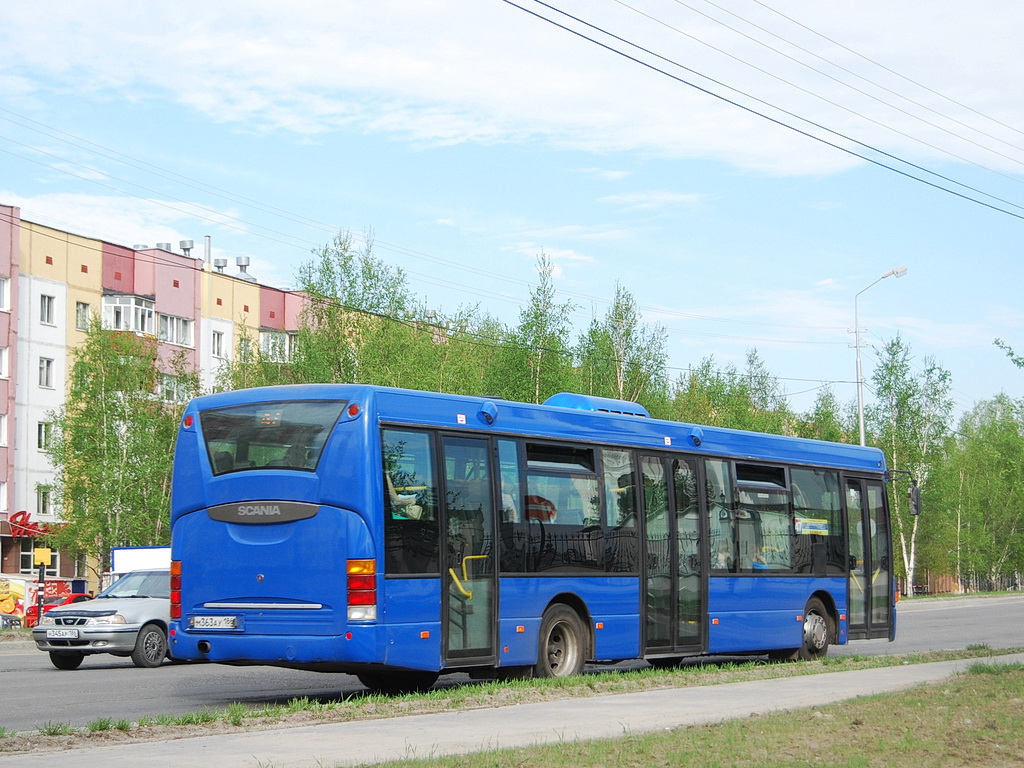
[0, 277, 9, 311]
[238, 337, 252, 363]
[20, 538, 59, 577]
[0, 346, 8, 378]
[158, 374, 191, 404]
[37, 422, 53, 450]
[36, 486, 52, 517]
[212, 330, 226, 359]
[0, 413, 6, 446]
[0, 480, 7, 513]
[260, 330, 295, 363]
[158, 314, 194, 347]
[38, 357, 54, 388]
[75, 301, 91, 331]
[103, 295, 154, 334]
[40, 294, 56, 325]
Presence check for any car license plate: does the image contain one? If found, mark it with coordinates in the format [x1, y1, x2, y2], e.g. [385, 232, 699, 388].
[46, 628, 79, 639]
[191, 615, 237, 629]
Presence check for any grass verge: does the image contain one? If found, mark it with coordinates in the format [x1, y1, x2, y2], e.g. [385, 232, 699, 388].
[369, 661, 1024, 768]
[0, 647, 1021, 756]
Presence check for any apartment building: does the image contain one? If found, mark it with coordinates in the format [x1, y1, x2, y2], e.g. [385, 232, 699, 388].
[0, 204, 306, 585]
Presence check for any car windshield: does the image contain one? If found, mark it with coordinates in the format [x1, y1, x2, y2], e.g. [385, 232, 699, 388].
[97, 571, 170, 599]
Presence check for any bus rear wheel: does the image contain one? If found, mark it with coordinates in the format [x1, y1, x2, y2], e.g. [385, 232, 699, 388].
[798, 597, 831, 661]
[534, 604, 587, 678]
[357, 671, 439, 695]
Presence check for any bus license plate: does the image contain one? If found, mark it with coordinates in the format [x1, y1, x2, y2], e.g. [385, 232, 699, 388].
[192, 616, 238, 629]
[46, 628, 79, 639]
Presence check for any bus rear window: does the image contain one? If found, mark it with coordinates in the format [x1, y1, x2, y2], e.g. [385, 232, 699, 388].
[199, 400, 348, 475]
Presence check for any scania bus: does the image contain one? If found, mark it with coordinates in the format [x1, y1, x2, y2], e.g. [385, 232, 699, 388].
[168, 385, 895, 692]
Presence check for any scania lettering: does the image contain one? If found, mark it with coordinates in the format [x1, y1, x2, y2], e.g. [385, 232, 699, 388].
[238, 505, 281, 516]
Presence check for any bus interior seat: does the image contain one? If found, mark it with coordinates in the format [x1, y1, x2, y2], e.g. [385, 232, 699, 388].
[213, 451, 234, 473]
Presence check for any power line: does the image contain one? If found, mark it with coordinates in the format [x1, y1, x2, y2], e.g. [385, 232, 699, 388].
[0, 117, 854, 338]
[657, 0, 1024, 170]
[503, 0, 1024, 222]
[746, 0, 1024, 146]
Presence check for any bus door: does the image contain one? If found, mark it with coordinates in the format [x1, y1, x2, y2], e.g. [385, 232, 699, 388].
[641, 455, 704, 655]
[441, 435, 497, 665]
[846, 478, 893, 639]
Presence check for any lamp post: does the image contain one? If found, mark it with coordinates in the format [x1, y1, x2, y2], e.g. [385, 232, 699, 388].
[855, 266, 907, 446]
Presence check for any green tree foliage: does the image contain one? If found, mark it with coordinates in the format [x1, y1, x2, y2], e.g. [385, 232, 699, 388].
[929, 395, 1024, 589]
[868, 336, 953, 587]
[499, 254, 576, 403]
[793, 386, 852, 443]
[575, 282, 669, 405]
[669, 352, 794, 432]
[994, 338, 1024, 370]
[44, 319, 198, 576]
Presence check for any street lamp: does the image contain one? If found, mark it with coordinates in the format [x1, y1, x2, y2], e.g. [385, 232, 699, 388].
[855, 266, 907, 446]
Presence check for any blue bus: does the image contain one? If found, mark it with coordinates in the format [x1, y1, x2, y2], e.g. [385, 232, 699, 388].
[169, 385, 895, 692]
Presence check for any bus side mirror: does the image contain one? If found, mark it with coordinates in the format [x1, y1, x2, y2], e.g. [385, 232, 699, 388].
[909, 484, 921, 516]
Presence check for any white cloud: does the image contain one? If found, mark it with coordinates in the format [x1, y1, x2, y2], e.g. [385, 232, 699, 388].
[600, 191, 705, 210]
[574, 168, 632, 181]
[4, 2, 1023, 176]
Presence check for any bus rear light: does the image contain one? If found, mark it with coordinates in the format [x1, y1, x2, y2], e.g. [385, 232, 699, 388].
[347, 558, 377, 621]
[347, 590, 376, 606]
[348, 574, 375, 591]
[170, 560, 182, 620]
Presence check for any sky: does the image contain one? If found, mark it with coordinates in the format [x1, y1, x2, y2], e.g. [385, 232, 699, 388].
[2, 0, 1023, 420]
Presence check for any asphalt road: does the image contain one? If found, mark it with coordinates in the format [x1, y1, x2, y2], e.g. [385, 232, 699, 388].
[1, 594, 1021, 734]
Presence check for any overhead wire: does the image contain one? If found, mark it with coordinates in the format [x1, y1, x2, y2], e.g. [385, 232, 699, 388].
[2, 4, 1017, 407]
[652, 0, 1024, 171]
[0, 113, 854, 335]
[746, 0, 1024, 146]
[503, 0, 1024, 220]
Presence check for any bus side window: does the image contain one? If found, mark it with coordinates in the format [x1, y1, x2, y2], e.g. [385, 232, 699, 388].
[706, 459, 734, 572]
[382, 429, 439, 575]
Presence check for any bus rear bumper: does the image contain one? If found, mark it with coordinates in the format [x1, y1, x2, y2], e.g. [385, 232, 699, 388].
[169, 623, 382, 669]
[168, 622, 443, 672]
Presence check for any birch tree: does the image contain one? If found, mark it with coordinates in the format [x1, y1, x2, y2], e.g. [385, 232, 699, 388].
[868, 336, 953, 588]
[44, 319, 197, 577]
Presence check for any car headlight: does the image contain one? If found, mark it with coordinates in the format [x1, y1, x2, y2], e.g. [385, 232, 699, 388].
[84, 614, 128, 626]
[39, 615, 56, 626]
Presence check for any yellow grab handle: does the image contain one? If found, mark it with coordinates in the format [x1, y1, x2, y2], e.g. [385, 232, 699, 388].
[448, 568, 473, 600]
[461, 554, 488, 581]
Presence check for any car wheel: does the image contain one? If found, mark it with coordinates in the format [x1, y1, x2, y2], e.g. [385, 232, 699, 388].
[131, 623, 168, 668]
[49, 651, 85, 670]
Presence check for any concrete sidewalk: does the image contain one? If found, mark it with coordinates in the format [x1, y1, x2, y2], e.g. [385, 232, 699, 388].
[3, 653, 1021, 768]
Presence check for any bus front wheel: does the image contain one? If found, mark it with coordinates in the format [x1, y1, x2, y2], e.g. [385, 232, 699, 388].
[534, 604, 587, 678]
